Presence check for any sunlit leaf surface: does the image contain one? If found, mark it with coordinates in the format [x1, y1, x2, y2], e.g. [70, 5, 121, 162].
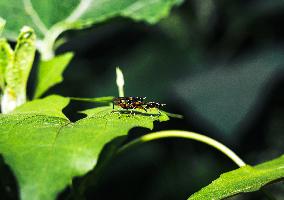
[0, 95, 168, 200]
[189, 155, 284, 200]
[33, 52, 74, 99]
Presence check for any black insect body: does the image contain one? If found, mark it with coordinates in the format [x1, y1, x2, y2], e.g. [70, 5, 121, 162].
[112, 97, 130, 110]
[112, 97, 146, 110]
[145, 102, 166, 109]
[125, 97, 146, 102]
[112, 97, 165, 114]
[127, 97, 147, 111]
[113, 97, 146, 102]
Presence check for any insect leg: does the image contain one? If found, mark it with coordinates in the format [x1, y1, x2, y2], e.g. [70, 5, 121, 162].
[143, 107, 147, 112]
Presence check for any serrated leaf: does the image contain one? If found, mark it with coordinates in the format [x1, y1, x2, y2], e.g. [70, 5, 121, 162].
[188, 155, 284, 200]
[34, 52, 74, 99]
[0, 95, 169, 200]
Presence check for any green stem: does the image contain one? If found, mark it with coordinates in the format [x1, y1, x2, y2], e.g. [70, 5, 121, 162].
[119, 130, 246, 167]
[69, 96, 114, 103]
[38, 23, 69, 60]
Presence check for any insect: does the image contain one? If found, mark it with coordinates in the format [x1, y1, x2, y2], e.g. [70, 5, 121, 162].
[112, 97, 147, 111]
[145, 102, 166, 109]
[112, 97, 165, 113]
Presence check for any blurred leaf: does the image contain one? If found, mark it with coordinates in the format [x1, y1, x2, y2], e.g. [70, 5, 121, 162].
[34, 52, 74, 99]
[0, 38, 13, 91]
[1, 26, 36, 113]
[245, 0, 284, 17]
[1, 0, 184, 37]
[175, 50, 284, 141]
[0, 0, 183, 59]
[0, 95, 168, 200]
[188, 154, 284, 199]
[0, 155, 19, 200]
[193, 0, 216, 33]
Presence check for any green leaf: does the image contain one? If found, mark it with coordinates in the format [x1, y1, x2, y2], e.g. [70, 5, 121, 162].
[0, 38, 13, 91]
[0, 17, 5, 36]
[0, 95, 169, 200]
[0, 0, 183, 59]
[1, 0, 183, 38]
[188, 155, 284, 200]
[8, 26, 36, 92]
[13, 95, 70, 119]
[1, 26, 36, 113]
[34, 52, 74, 99]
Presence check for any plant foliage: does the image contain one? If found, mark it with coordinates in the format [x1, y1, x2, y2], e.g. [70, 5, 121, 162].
[0, 0, 183, 59]
[0, 95, 169, 200]
[189, 155, 284, 199]
[0, 1, 283, 200]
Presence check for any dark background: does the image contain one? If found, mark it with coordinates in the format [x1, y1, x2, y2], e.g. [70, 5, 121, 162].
[2, 0, 284, 199]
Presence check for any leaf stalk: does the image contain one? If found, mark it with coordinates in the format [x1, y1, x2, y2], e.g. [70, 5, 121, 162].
[119, 130, 246, 167]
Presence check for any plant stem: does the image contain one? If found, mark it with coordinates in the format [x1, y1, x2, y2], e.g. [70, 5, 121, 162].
[116, 67, 125, 97]
[119, 130, 246, 167]
[69, 96, 114, 102]
[38, 23, 68, 60]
